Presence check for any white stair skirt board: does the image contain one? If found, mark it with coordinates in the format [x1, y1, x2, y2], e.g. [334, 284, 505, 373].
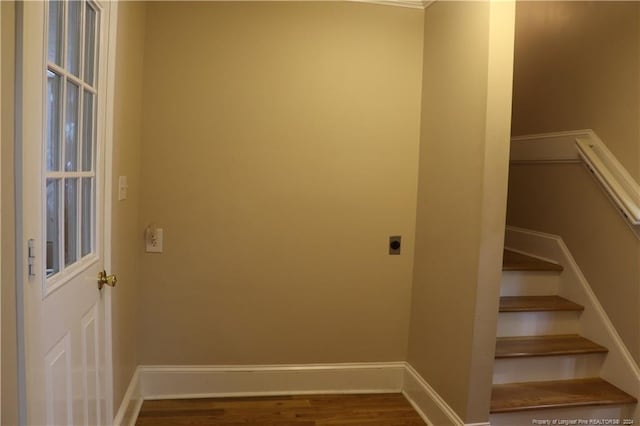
[113, 362, 490, 426]
[505, 226, 640, 419]
[497, 311, 580, 337]
[112, 367, 142, 426]
[500, 270, 560, 297]
[493, 354, 605, 384]
[490, 405, 634, 426]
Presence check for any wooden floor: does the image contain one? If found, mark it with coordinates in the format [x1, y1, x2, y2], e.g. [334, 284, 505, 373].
[495, 334, 608, 358]
[491, 378, 637, 413]
[499, 295, 584, 312]
[135, 394, 427, 425]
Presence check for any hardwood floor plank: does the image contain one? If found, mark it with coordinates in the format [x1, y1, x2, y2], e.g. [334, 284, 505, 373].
[499, 295, 584, 312]
[136, 394, 426, 425]
[495, 334, 608, 358]
[491, 378, 637, 413]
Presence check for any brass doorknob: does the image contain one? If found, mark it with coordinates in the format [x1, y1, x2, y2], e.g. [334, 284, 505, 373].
[98, 270, 117, 290]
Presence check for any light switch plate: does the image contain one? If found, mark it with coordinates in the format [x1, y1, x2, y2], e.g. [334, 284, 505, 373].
[118, 176, 128, 201]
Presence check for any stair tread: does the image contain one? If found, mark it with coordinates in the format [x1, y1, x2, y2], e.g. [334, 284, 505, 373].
[500, 296, 584, 312]
[503, 249, 563, 272]
[495, 334, 608, 358]
[491, 378, 637, 413]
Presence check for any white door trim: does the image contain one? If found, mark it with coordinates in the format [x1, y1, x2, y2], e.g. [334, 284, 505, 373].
[14, 3, 28, 423]
[102, 1, 119, 422]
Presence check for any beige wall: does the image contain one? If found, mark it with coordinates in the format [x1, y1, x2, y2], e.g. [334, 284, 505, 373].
[511, 1, 640, 180]
[0, 2, 519, 420]
[407, 1, 514, 423]
[137, 1, 423, 364]
[508, 1, 640, 362]
[110, 1, 146, 415]
[1, 2, 18, 424]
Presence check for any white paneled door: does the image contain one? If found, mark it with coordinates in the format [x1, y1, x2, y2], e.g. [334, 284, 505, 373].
[18, 1, 116, 425]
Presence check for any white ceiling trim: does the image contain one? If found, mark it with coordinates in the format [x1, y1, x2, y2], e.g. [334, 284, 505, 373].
[194, 0, 436, 10]
[352, 0, 434, 9]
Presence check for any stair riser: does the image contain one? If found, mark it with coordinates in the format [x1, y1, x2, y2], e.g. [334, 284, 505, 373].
[490, 405, 634, 426]
[493, 354, 605, 384]
[501, 271, 560, 296]
[497, 311, 580, 337]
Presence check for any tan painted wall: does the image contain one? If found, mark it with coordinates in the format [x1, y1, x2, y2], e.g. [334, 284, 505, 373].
[508, 1, 640, 362]
[110, 1, 146, 414]
[511, 1, 640, 180]
[1, 2, 18, 424]
[137, 1, 423, 364]
[407, 1, 514, 423]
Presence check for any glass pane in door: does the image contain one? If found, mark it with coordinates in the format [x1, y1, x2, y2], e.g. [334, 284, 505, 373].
[45, 0, 101, 278]
[65, 82, 80, 172]
[46, 179, 61, 276]
[84, 4, 97, 86]
[82, 90, 94, 171]
[64, 178, 78, 266]
[47, 0, 64, 65]
[46, 71, 62, 172]
[66, 0, 82, 76]
[81, 178, 93, 257]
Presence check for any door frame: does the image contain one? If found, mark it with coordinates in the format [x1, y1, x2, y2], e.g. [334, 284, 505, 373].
[103, 0, 119, 421]
[14, 1, 119, 423]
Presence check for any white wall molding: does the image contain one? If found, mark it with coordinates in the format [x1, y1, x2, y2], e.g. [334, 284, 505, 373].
[505, 226, 640, 420]
[511, 129, 640, 236]
[510, 129, 588, 163]
[210, 0, 434, 9]
[114, 362, 486, 426]
[113, 367, 142, 426]
[352, 0, 434, 9]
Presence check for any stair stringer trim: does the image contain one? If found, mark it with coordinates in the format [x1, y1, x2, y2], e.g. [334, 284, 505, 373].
[505, 225, 640, 419]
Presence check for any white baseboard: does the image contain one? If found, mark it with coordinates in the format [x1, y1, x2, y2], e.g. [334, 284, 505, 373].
[403, 363, 463, 425]
[139, 362, 406, 400]
[112, 362, 486, 426]
[112, 367, 143, 426]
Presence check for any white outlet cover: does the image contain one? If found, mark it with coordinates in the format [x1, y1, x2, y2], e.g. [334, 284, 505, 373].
[146, 228, 163, 253]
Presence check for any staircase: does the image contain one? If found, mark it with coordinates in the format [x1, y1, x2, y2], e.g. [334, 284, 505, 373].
[490, 249, 637, 424]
